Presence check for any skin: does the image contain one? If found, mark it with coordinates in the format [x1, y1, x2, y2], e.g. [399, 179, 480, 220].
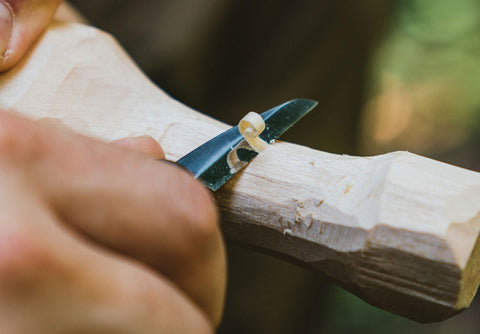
[0, 0, 64, 70]
[0, 1, 226, 332]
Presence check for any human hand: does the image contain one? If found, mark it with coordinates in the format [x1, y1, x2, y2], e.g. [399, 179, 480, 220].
[0, 0, 63, 71]
[0, 111, 225, 333]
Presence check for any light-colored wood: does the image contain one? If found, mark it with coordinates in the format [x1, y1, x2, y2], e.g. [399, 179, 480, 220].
[1, 21, 480, 322]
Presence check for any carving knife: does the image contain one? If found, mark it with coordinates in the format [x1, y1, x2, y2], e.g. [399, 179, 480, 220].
[176, 99, 318, 191]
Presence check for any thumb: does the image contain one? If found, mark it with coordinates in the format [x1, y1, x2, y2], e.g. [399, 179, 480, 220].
[0, 0, 62, 71]
[111, 135, 166, 160]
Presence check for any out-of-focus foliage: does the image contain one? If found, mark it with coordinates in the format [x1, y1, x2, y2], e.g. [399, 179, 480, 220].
[323, 285, 480, 334]
[362, 0, 480, 156]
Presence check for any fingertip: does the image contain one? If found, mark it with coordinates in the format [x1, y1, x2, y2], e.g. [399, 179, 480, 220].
[0, 0, 62, 72]
[112, 136, 165, 159]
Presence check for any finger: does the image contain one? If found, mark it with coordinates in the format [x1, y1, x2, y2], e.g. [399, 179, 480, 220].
[0, 0, 62, 72]
[111, 135, 166, 159]
[54, 2, 87, 24]
[0, 112, 225, 325]
[53, 144, 226, 326]
[0, 178, 212, 333]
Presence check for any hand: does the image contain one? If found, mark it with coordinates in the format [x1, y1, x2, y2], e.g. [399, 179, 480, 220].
[0, 0, 63, 71]
[0, 111, 226, 333]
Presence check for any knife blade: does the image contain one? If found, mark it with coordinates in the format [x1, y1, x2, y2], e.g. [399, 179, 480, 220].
[176, 99, 317, 191]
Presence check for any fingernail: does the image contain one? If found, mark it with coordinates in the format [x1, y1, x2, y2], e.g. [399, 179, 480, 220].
[0, 1, 13, 57]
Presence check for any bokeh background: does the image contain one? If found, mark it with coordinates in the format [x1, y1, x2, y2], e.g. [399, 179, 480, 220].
[68, 0, 480, 333]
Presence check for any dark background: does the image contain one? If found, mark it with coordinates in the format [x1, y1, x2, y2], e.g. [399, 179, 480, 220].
[69, 1, 480, 333]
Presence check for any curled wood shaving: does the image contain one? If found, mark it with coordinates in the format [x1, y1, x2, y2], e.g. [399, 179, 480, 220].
[238, 112, 268, 152]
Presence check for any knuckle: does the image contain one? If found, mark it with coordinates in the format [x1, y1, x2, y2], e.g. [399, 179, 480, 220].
[158, 163, 222, 258]
[0, 114, 23, 157]
[179, 177, 220, 248]
[0, 227, 62, 295]
[0, 113, 44, 165]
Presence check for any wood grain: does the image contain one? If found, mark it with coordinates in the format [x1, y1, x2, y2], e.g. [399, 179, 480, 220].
[1, 21, 479, 322]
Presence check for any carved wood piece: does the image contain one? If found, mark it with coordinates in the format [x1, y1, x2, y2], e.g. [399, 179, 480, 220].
[1, 21, 480, 322]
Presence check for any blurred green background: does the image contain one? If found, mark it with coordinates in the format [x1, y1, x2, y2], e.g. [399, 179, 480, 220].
[69, 0, 480, 332]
